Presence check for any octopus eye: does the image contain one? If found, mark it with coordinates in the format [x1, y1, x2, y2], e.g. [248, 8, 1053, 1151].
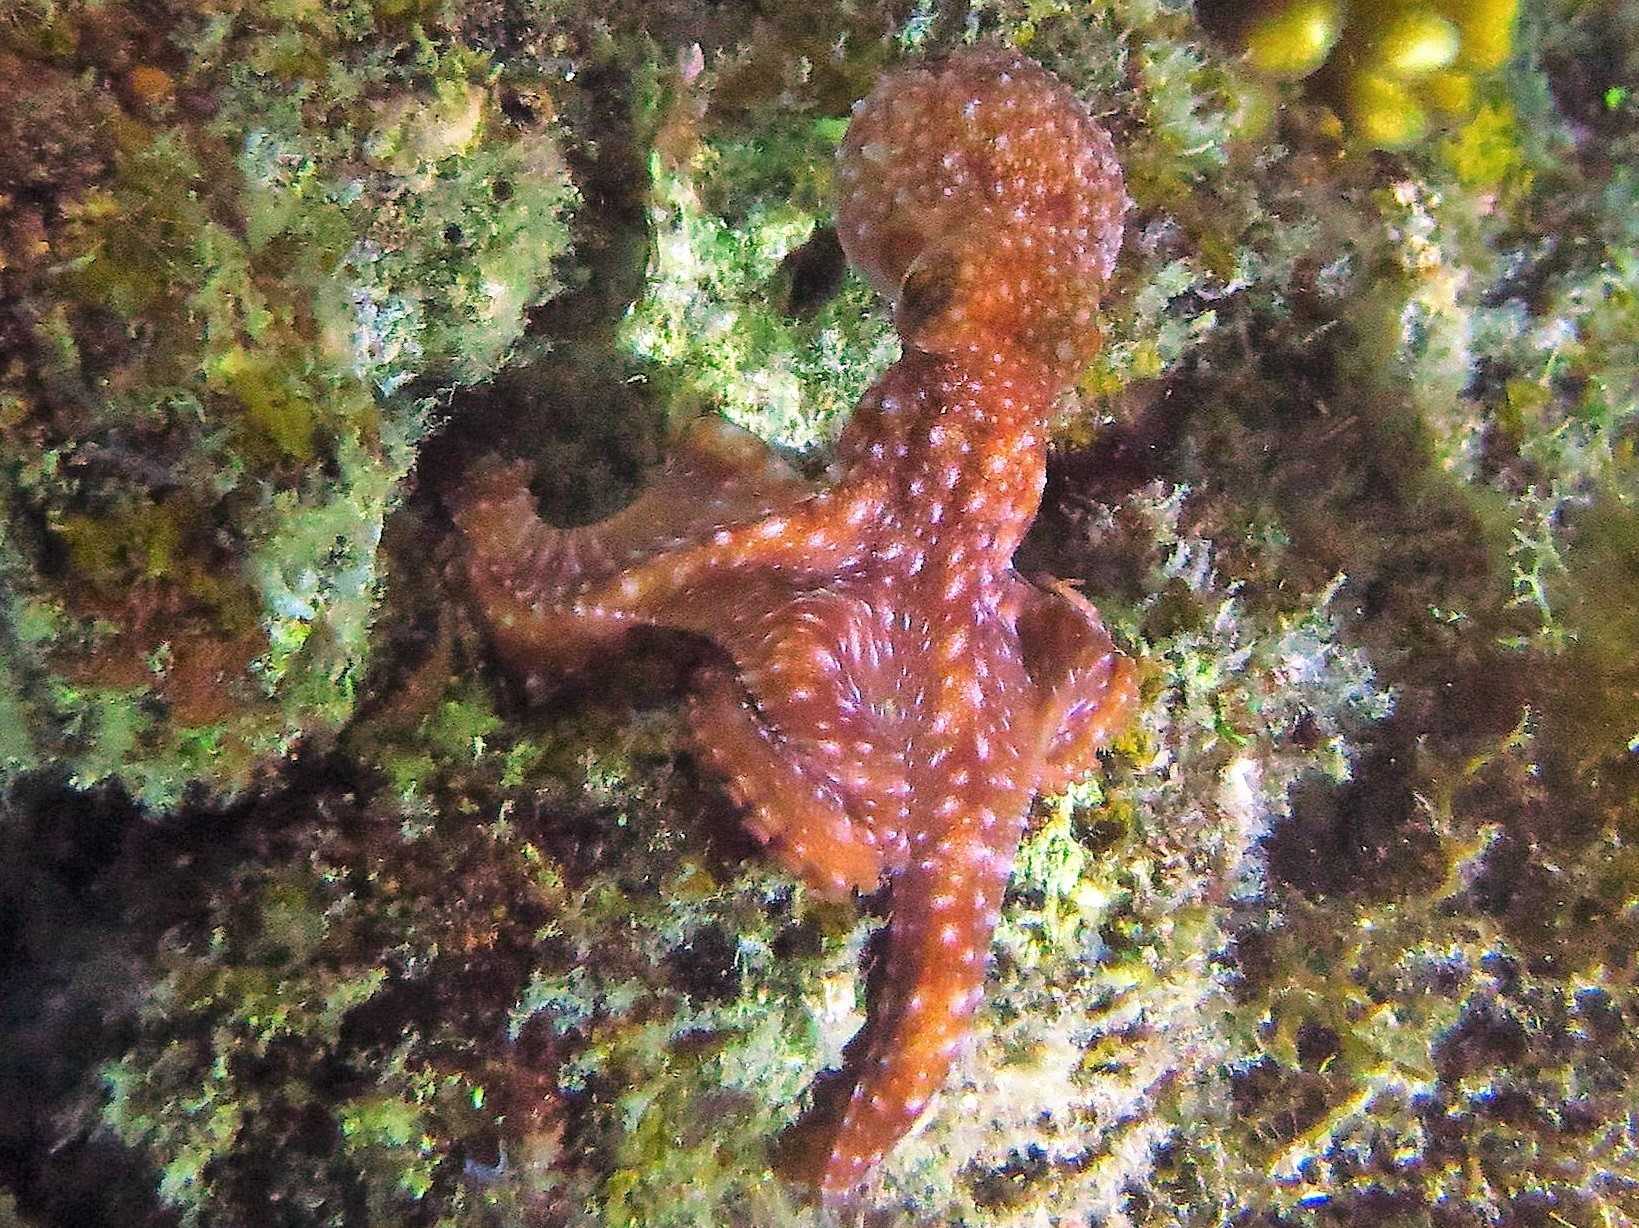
[894, 246, 961, 347]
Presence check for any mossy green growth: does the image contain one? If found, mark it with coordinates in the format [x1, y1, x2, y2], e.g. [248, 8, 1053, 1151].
[512, 854, 839, 1228]
[0, 0, 576, 809]
[27, 2, 1639, 1224]
[618, 106, 896, 455]
[97, 711, 533, 1226]
[1191, 737, 1639, 1225]
[1546, 495, 1639, 763]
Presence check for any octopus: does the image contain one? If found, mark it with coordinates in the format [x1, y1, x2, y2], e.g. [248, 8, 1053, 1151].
[447, 44, 1139, 1199]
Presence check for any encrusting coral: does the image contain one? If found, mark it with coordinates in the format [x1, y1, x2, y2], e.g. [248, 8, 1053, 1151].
[449, 44, 1138, 1197]
[1209, 0, 1523, 148]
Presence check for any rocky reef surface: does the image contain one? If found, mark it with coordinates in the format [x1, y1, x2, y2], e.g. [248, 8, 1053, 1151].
[2, 1, 1637, 1225]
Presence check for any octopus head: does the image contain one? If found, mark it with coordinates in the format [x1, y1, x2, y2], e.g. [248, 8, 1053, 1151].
[835, 44, 1127, 386]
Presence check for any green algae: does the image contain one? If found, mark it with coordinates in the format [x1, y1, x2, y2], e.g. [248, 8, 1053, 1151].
[617, 87, 895, 454]
[0, 0, 577, 809]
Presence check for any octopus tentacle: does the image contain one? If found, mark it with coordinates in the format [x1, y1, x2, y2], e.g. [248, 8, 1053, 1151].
[688, 664, 886, 899]
[570, 476, 889, 630]
[587, 416, 819, 561]
[448, 460, 635, 687]
[690, 586, 917, 895]
[1016, 578, 1142, 794]
[452, 417, 811, 597]
[780, 779, 1027, 1193]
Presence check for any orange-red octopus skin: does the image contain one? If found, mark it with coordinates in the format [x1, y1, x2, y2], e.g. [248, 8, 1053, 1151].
[446, 42, 1136, 1204]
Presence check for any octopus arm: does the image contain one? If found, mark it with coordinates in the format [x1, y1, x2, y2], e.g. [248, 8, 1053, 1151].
[689, 587, 915, 896]
[448, 418, 820, 684]
[600, 416, 821, 556]
[1015, 577, 1140, 794]
[777, 808, 1023, 1198]
[447, 458, 636, 687]
[689, 663, 888, 898]
[571, 472, 889, 630]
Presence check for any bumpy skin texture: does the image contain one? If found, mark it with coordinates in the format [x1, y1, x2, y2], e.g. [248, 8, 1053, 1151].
[449, 45, 1137, 1198]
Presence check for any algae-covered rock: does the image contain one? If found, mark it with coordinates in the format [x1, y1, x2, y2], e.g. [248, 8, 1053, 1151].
[0, 0, 576, 809]
[4, 0, 1639, 1225]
